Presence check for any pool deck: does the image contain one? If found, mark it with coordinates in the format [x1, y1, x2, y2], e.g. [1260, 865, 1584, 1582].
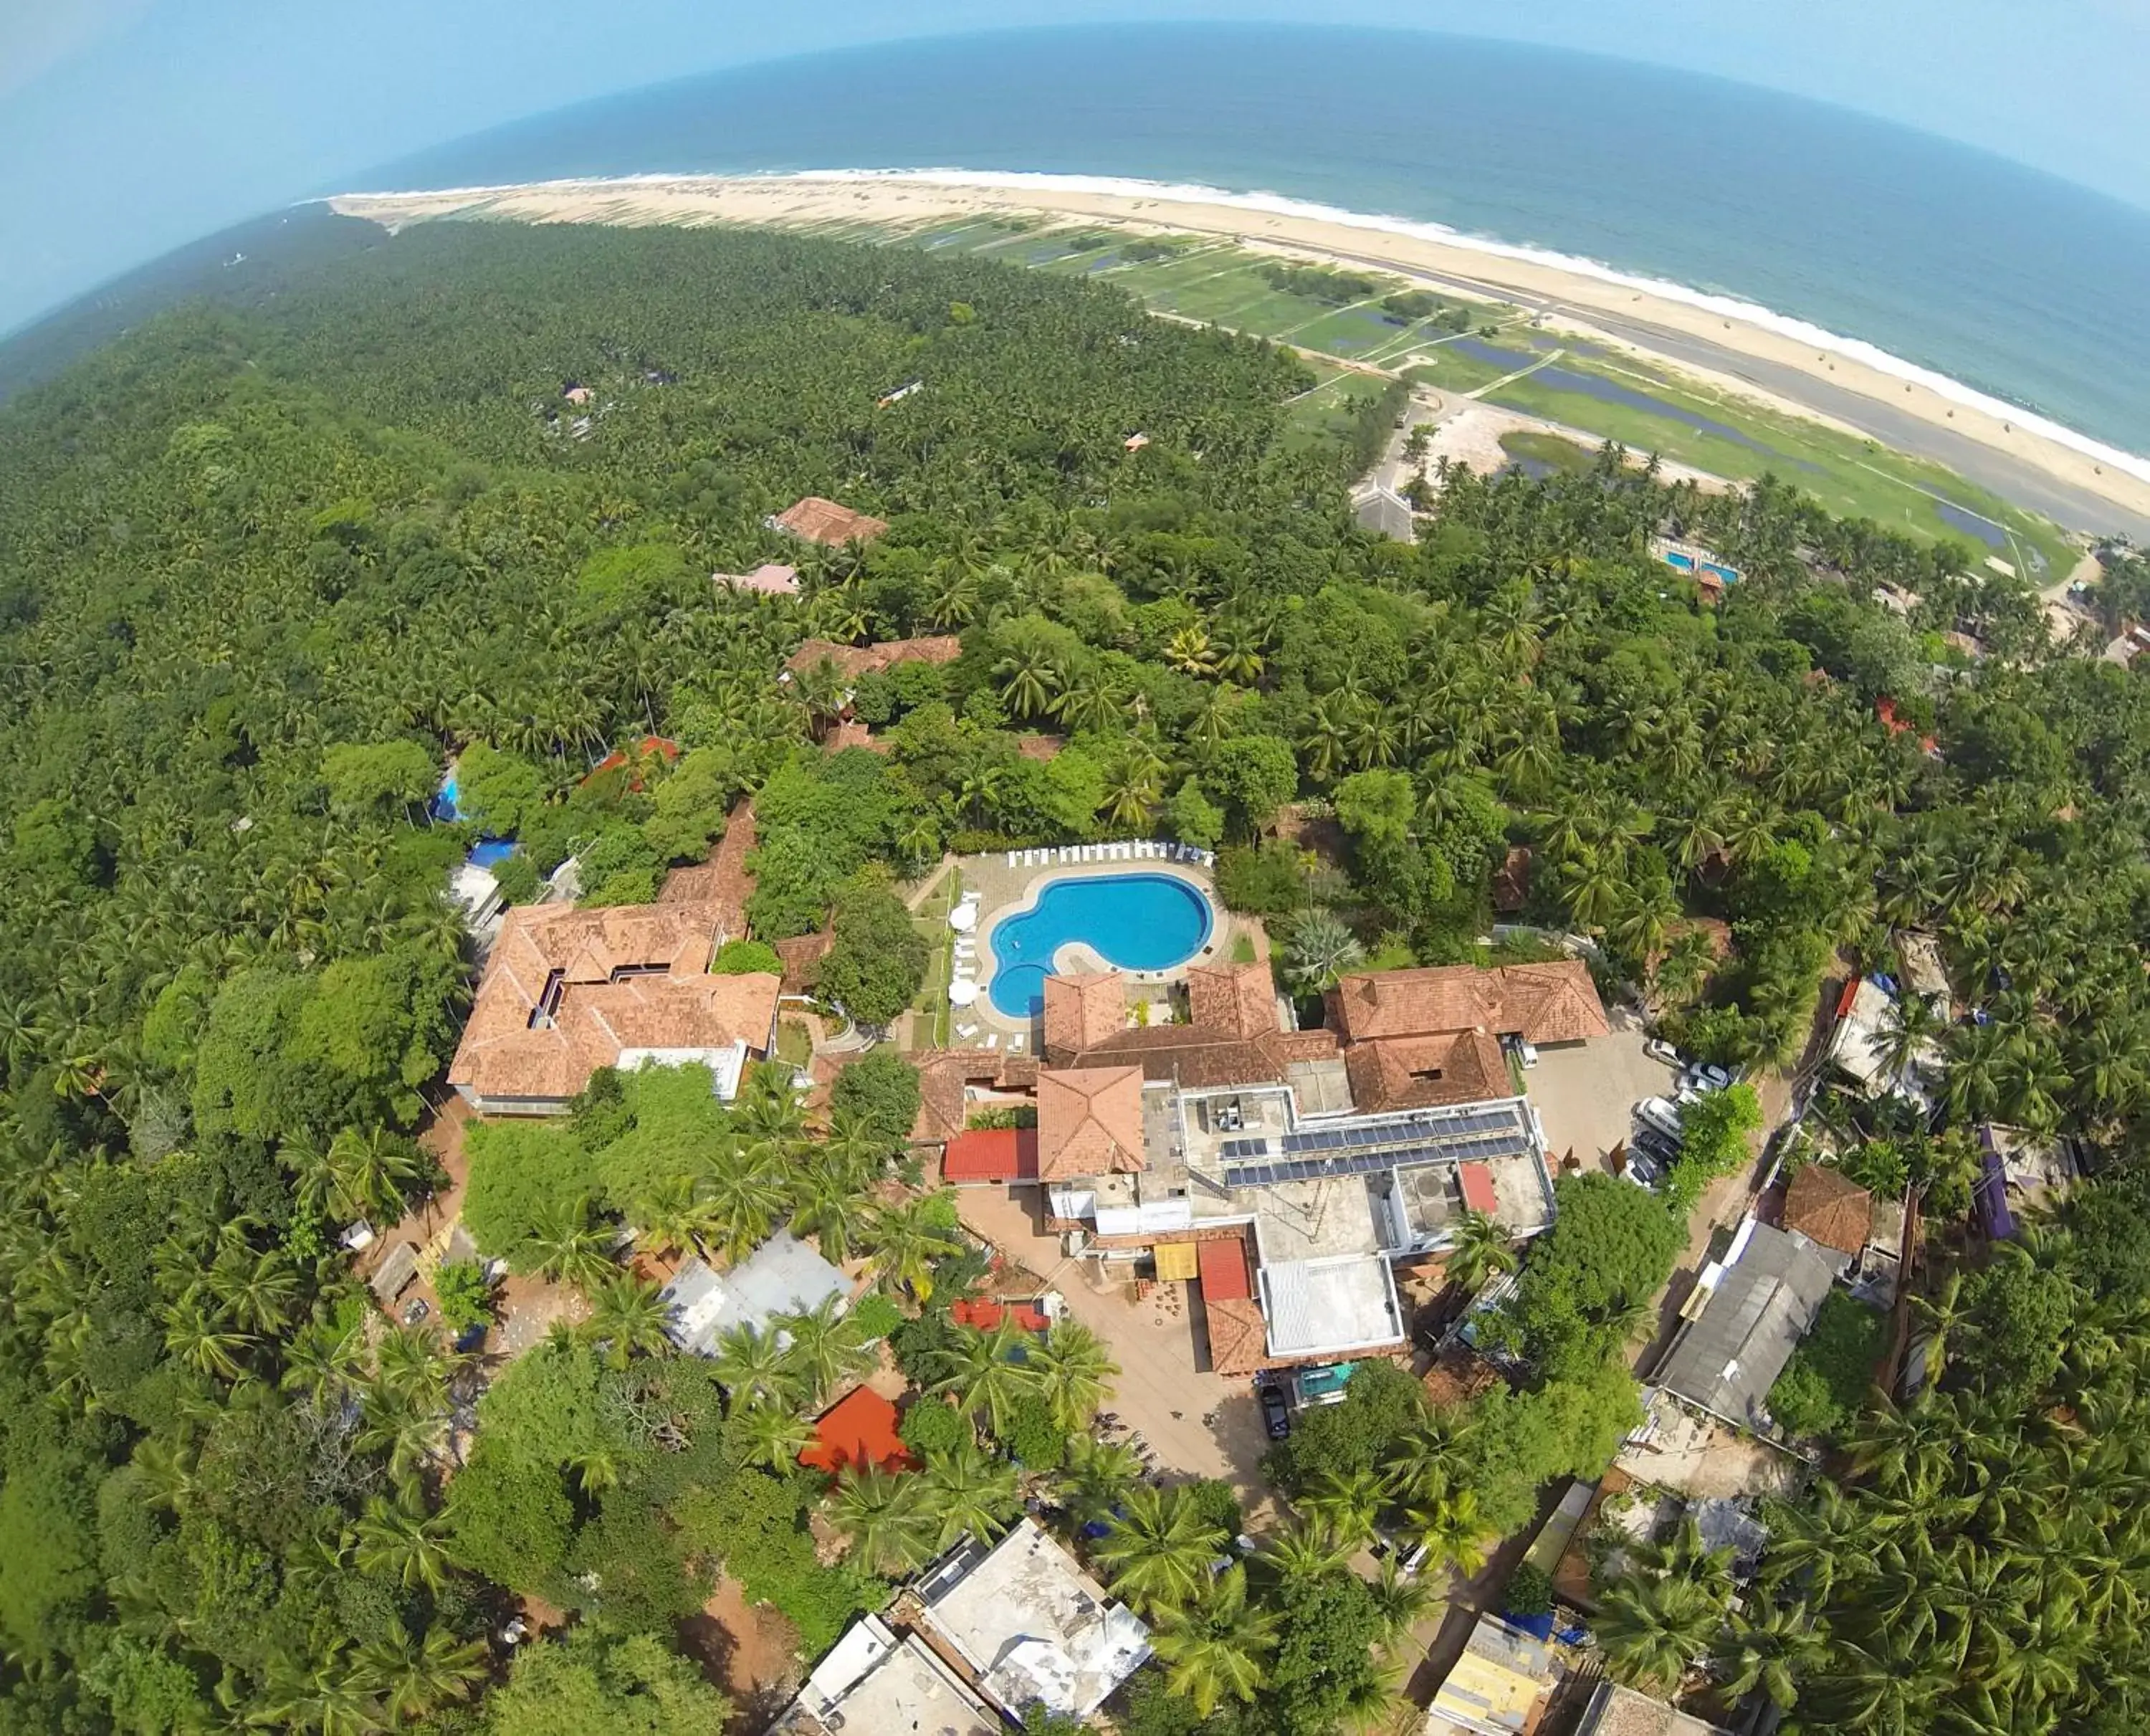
[942, 847, 1246, 1046]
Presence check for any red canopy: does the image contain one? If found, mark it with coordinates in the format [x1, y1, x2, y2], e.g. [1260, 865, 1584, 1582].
[798, 1388, 913, 1475]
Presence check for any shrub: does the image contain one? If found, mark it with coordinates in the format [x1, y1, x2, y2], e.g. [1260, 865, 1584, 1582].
[994, 1393, 1068, 1472]
[712, 938, 783, 976]
[433, 1260, 494, 1335]
[1184, 1479, 1242, 1540]
[830, 1051, 922, 1144]
[1504, 1561, 1554, 1617]
[846, 1293, 904, 1342]
[897, 1399, 968, 1458]
[1766, 1290, 1886, 1439]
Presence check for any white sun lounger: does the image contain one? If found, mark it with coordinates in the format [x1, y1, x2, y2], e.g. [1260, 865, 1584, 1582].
[985, 1034, 1000, 1049]
[1008, 1034, 1026, 1052]
[957, 1023, 979, 1039]
[1006, 852, 1016, 867]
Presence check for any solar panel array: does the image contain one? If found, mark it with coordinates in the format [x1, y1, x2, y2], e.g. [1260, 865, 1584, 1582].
[1217, 1104, 1533, 1190]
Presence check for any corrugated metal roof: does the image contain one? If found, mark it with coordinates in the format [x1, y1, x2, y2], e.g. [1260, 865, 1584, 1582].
[1655, 1223, 1838, 1431]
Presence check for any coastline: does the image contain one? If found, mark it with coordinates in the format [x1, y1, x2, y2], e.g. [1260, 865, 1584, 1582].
[328, 171, 2150, 540]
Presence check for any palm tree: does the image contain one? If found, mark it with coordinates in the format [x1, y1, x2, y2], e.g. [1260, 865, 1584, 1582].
[1442, 1211, 1516, 1294]
[831, 1464, 939, 1575]
[253, 1649, 383, 1736]
[1092, 1485, 1226, 1615]
[1382, 1409, 1476, 1508]
[865, 1199, 962, 1300]
[164, 1286, 252, 1381]
[778, 1294, 875, 1406]
[789, 1168, 871, 1266]
[632, 1175, 717, 1262]
[1027, 1321, 1119, 1431]
[923, 1439, 1022, 1550]
[1167, 625, 1218, 677]
[1147, 1563, 1277, 1717]
[1058, 1435, 1145, 1527]
[1258, 1520, 1353, 1584]
[1284, 909, 1364, 992]
[350, 1494, 453, 1594]
[735, 1401, 813, 1472]
[1299, 1466, 1385, 1548]
[1404, 1487, 1497, 1581]
[1596, 1573, 1723, 1694]
[524, 1197, 616, 1291]
[929, 1318, 1038, 1436]
[583, 1270, 672, 1368]
[712, 1320, 807, 1415]
[1714, 1598, 1821, 1711]
[1367, 1555, 1438, 1642]
[355, 1627, 488, 1725]
[702, 1151, 788, 1262]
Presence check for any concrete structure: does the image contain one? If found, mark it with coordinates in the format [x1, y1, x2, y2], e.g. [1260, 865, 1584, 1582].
[659, 1231, 849, 1358]
[783, 1522, 1149, 1731]
[446, 901, 776, 1113]
[1426, 1612, 1558, 1734]
[1656, 1222, 1840, 1434]
[1574, 1681, 1733, 1736]
[773, 1613, 998, 1736]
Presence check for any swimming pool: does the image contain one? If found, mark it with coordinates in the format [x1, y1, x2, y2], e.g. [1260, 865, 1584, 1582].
[986, 873, 1215, 1019]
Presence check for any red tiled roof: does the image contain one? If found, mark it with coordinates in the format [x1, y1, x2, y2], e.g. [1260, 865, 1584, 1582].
[1458, 1161, 1499, 1216]
[798, 1388, 914, 1475]
[1197, 1236, 1252, 1302]
[1043, 971, 1129, 1063]
[942, 1127, 1041, 1183]
[909, 1050, 1039, 1144]
[1186, 963, 1279, 1041]
[715, 563, 801, 596]
[783, 635, 962, 681]
[951, 1297, 1051, 1332]
[1205, 1298, 1268, 1377]
[1784, 1164, 1874, 1257]
[1036, 1065, 1147, 1181]
[580, 735, 682, 792]
[658, 798, 756, 923]
[1344, 1029, 1509, 1113]
[1327, 961, 1608, 1046]
[773, 497, 891, 548]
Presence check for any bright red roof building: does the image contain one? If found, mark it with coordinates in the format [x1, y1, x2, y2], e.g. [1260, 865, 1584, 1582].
[950, 1297, 1051, 1332]
[797, 1388, 913, 1475]
[1458, 1162, 1500, 1216]
[1196, 1236, 1253, 1302]
[941, 1127, 1040, 1183]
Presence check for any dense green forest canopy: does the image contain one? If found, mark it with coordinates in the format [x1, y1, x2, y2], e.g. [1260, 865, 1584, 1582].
[1, 217, 2149, 1734]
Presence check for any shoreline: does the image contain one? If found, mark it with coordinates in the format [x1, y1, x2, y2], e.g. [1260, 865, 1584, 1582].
[328, 171, 2150, 540]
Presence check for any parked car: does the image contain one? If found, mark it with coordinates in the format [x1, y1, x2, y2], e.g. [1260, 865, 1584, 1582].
[1623, 1149, 1661, 1187]
[1692, 1062, 1733, 1091]
[1258, 1383, 1292, 1440]
[1505, 1035, 1540, 1068]
[1632, 1127, 1683, 1168]
[1644, 1036, 1683, 1067]
[1636, 1097, 1684, 1140]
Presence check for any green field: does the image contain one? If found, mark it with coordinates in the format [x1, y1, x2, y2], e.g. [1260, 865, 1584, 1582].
[807, 214, 2075, 569]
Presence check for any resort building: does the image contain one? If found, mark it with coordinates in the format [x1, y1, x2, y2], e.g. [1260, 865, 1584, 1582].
[780, 633, 964, 687]
[779, 1520, 1150, 1732]
[1654, 1221, 1840, 1434]
[713, 561, 801, 596]
[659, 1230, 850, 1358]
[1007, 960, 1596, 1374]
[445, 900, 778, 1114]
[768, 495, 891, 547]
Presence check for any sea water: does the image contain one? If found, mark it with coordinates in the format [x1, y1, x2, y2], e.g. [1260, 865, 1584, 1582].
[363, 24, 2150, 466]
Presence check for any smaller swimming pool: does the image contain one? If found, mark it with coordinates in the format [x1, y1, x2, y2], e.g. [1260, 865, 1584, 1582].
[467, 839, 518, 869]
[988, 873, 1215, 1019]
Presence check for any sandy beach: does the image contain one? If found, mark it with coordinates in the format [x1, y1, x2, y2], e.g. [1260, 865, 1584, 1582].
[330, 173, 2150, 540]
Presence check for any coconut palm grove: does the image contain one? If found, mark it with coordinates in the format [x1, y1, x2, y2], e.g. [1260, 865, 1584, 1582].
[2, 217, 2150, 1735]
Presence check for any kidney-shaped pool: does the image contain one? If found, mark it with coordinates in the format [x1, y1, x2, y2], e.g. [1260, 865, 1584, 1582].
[986, 872, 1215, 1019]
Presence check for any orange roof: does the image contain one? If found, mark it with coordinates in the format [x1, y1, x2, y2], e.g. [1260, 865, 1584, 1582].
[1458, 1162, 1499, 1215]
[1491, 846, 1532, 914]
[1197, 1236, 1252, 1302]
[942, 1127, 1040, 1183]
[658, 798, 756, 920]
[1327, 961, 1608, 1046]
[446, 902, 777, 1105]
[783, 635, 964, 681]
[773, 496, 890, 547]
[951, 1297, 1051, 1332]
[1185, 963, 1279, 1041]
[1205, 1298, 1268, 1377]
[798, 1388, 914, 1475]
[1783, 1164, 1875, 1257]
[1042, 971, 1129, 1063]
[1344, 1029, 1509, 1113]
[1036, 1065, 1147, 1181]
[908, 1049, 1040, 1143]
[580, 735, 681, 792]
[715, 563, 801, 596]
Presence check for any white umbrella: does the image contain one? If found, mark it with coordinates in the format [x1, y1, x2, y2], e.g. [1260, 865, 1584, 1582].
[947, 978, 980, 1007]
[949, 904, 978, 933]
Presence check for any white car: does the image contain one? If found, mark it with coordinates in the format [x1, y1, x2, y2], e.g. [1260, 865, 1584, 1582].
[1644, 1036, 1683, 1067]
[1636, 1097, 1684, 1140]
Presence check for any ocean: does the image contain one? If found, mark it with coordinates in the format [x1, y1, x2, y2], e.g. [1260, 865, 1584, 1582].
[360, 24, 2150, 466]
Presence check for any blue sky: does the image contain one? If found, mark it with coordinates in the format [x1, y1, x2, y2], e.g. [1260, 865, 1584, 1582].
[1, 0, 2144, 334]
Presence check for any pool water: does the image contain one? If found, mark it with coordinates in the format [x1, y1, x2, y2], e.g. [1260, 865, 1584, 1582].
[987, 873, 1215, 1019]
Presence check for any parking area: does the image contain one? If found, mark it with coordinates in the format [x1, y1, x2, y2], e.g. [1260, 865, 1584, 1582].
[1526, 1024, 1678, 1170]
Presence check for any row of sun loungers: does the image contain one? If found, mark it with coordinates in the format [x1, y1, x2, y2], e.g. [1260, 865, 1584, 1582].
[1003, 840, 1213, 869]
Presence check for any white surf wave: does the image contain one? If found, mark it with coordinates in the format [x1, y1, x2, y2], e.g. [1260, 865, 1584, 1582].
[334, 166, 2150, 487]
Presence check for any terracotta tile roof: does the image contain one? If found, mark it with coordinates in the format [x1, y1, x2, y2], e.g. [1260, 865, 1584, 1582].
[773, 929, 833, 993]
[447, 902, 776, 1104]
[1783, 1163, 1875, 1257]
[1492, 846, 1532, 914]
[951, 1297, 1051, 1332]
[1017, 733, 1065, 762]
[1043, 972, 1129, 1063]
[1205, 1297, 1269, 1376]
[911, 1050, 1038, 1143]
[942, 1127, 1040, 1183]
[825, 719, 891, 754]
[1327, 961, 1607, 1046]
[659, 799, 756, 920]
[1036, 1065, 1147, 1181]
[783, 635, 965, 681]
[1186, 963, 1279, 1040]
[1343, 1029, 1509, 1112]
[772, 496, 890, 547]
[715, 562, 801, 596]
[798, 1388, 913, 1475]
[1197, 1235, 1253, 1302]
[1420, 1350, 1502, 1408]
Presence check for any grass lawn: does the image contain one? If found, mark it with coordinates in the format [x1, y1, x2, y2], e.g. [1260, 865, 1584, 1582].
[906, 864, 964, 1049]
[775, 1019, 813, 1069]
[1499, 429, 1596, 474]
